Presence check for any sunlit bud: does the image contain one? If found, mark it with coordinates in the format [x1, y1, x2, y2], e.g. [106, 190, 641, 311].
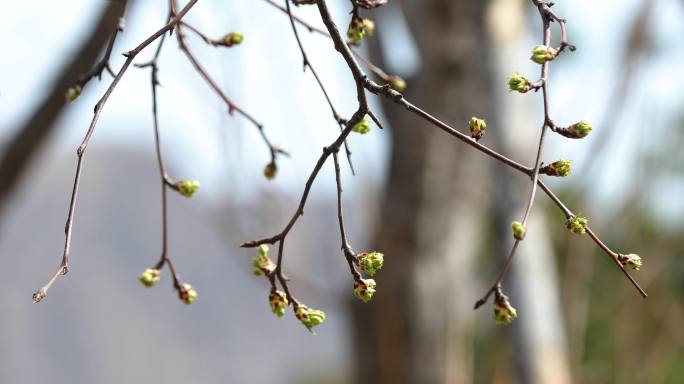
[493, 290, 517, 325]
[358, 251, 384, 276]
[354, 278, 377, 303]
[566, 120, 593, 139]
[65, 85, 82, 103]
[469, 117, 487, 141]
[352, 118, 372, 134]
[388, 75, 407, 92]
[347, 19, 366, 44]
[139, 268, 161, 288]
[618, 253, 642, 271]
[269, 290, 288, 318]
[508, 73, 531, 93]
[178, 283, 197, 304]
[530, 45, 557, 64]
[540, 159, 572, 177]
[565, 215, 589, 235]
[362, 19, 375, 36]
[222, 32, 244, 47]
[295, 304, 326, 333]
[177, 180, 200, 197]
[264, 162, 277, 180]
[511, 221, 526, 240]
[252, 246, 276, 276]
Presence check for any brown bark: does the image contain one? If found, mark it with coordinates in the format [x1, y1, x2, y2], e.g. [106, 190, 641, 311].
[352, 1, 493, 383]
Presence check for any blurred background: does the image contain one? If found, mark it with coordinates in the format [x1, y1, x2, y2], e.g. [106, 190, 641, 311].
[1, 0, 683, 383]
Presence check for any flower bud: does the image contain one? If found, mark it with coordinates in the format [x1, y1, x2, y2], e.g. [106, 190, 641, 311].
[388, 75, 407, 92]
[354, 278, 377, 303]
[566, 215, 588, 235]
[177, 179, 200, 197]
[358, 251, 384, 276]
[362, 19, 375, 36]
[508, 74, 531, 93]
[511, 221, 526, 240]
[540, 159, 572, 177]
[618, 253, 642, 271]
[530, 45, 557, 64]
[352, 118, 371, 134]
[269, 290, 288, 318]
[469, 117, 487, 141]
[65, 85, 82, 103]
[295, 304, 326, 333]
[493, 290, 517, 325]
[139, 268, 161, 288]
[252, 246, 276, 276]
[264, 162, 277, 180]
[222, 32, 244, 47]
[566, 120, 593, 139]
[178, 283, 197, 304]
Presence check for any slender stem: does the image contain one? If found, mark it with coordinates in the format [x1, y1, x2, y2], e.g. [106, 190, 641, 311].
[333, 151, 361, 278]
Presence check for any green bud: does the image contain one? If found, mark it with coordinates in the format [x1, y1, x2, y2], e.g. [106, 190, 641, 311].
[530, 45, 557, 64]
[269, 290, 288, 318]
[258, 244, 269, 257]
[264, 162, 277, 180]
[388, 75, 407, 92]
[354, 278, 377, 303]
[566, 215, 588, 235]
[493, 291, 517, 325]
[139, 268, 161, 288]
[362, 19, 375, 36]
[295, 304, 326, 333]
[618, 253, 642, 271]
[511, 221, 526, 240]
[65, 85, 82, 103]
[223, 32, 244, 47]
[541, 159, 572, 177]
[347, 19, 366, 44]
[352, 118, 372, 134]
[178, 283, 197, 304]
[358, 251, 384, 276]
[569, 120, 592, 138]
[508, 73, 531, 93]
[469, 117, 487, 141]
[177, 179, 200, 197]
[252, 251, 276, 276]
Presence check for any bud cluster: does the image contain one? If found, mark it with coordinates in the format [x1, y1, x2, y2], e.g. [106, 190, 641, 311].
[295, 304, 326, 333]
[347, 18, 375, 44]
[618, 253, 642, 271]
[354, 278, 377, 303]
[352, 118, 371, 134]
[357, 251, 384, 276]
[252, 244, 276, 276]
[178, 283, 197, 304]
[139, 268, 161, 288]
[269, 290, 288, 318]
[493, 290, 517, 325]
[530, 45, 557, 64]
[566, 215, 589, 235]
[177, 179, 200, 197]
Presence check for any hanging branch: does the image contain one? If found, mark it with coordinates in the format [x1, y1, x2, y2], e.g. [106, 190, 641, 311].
[32, 0, 201, 304]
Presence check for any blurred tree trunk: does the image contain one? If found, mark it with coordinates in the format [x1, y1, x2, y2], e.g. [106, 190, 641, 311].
[351, 1, 493, 383]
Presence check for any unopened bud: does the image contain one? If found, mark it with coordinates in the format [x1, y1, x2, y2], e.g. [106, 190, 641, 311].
[540, 159, 572, 177]
[618, 253, 642, 270]
[388, 75, 407, 92]
[178, 283, 197, 304]
[493, 290, 517, 325]
[354, 278, 377, 303]
[139, 268, 161, 288]
[177, 179, 200, 197]
[252, 246, 276, 276]
[269, 290, 288, 318]
[511, 221, 526, 240]
[295, 304, 326, 333]
[566, 215, 588, 235]
[530, 45, 557, 64]
[65, 85, 82, 103]
[352, 118, 371, 134]
[264, 162, 277, 180]
[469, 117, 487, 141]
[358, 251, 384, 276]
[222, 32, 244, 47]
[347, 19, 366, 44]
[558, 120, 592, 139]
[32, 289, 46, 304]
[508, 73, 531, 93]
